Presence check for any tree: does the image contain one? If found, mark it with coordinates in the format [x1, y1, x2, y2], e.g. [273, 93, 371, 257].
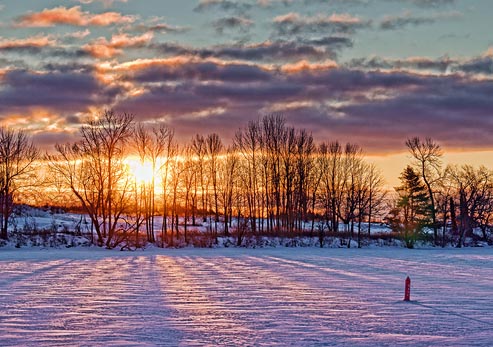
[390, 166, 431, 248]
[234, 120, 261, 233]
[206, 133, 223, 242]
[216, 146, 238, 237]
[133, 124, 173, 243]
[0, 128, 38, 240]
[447, 165, 493, 247]
[48, 110, 134, 248]
[158, 128, 176, 247]
[406, 137, 443, 246]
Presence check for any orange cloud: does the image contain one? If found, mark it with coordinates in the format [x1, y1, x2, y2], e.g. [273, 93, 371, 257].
[16, 6, 135, 27]
[84, 32, 153, 58]
[281, 59, 338, 73]
[102, 56, 193, 72]
[0, 34, 56, 49]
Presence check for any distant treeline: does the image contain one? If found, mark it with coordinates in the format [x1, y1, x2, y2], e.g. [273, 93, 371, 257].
[1, 111, 492, 249]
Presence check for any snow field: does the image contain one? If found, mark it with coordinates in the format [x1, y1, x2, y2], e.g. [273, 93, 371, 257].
[0, 247, 492, 346]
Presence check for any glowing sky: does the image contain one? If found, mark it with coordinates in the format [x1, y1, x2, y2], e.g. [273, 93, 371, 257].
[0, 0, 492, 179]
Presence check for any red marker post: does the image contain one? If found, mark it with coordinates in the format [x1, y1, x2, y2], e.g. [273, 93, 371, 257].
[404, 276, 411, 301]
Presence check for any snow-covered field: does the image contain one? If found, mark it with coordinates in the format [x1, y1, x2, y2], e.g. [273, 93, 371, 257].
[0, 247, 492, 346]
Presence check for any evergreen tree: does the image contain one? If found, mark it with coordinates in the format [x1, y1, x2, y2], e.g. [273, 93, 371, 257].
[389, 166, 431, 248]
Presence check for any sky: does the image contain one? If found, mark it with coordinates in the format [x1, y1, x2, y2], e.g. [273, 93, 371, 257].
[0, 0, 492, 183]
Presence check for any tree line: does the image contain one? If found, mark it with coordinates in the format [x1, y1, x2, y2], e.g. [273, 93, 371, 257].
[0, 110, 492, 248]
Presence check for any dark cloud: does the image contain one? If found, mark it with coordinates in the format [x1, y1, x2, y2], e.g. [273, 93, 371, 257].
[0, 69, 120, 114]
[304, 36, 353, 50]
[129, 61, 273, 83]
[115, 82, 222, 120]
[454, 56, 493, 75]
[379, 11, 460, 30]
[32, 131, 78, 149]
[110, 57, 493, 152]
[0, 44, 91, 59]
[194, 0, 253, 14]
[347, 54, 493, 76]
[329, 79, 493, 151]
[379, 14, 435, 30]
[273, 12, 371, 36]
[41, 62, 96, 74]
[0, 45, 45, 55]
[212, 16, 254, 34]
[151, 40, 331, 62]
[347, 56, 453, 72]
[134, 22, 189, 34]
[401, 0, 455, 8]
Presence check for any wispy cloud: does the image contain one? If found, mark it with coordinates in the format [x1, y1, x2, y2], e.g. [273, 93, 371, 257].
[396, 0, 456, 8]
[212, 16, 254, 34]
[0, 35, 56, 51]
[194, 0, 253, 14]
[76, 0, 128, 7]
[273, 12, 371, 35]
[16, 6, 135, 27]
[379, 11, 461, 30]
[83, 32, 153, 58]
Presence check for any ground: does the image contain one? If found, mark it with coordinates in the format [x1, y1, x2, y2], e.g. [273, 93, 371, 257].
[0, 247, 492, 346]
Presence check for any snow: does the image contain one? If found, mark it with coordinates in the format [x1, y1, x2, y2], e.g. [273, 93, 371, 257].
[0, 247, 492, 346]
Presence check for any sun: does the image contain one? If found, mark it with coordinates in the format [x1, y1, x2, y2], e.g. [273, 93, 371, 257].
[126, 158, 155, 184]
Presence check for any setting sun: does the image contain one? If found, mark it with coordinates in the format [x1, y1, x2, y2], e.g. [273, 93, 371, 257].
[126, 158, 155, 184]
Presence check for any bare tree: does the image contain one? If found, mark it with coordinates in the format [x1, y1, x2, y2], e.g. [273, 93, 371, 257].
[206, 133, 223, 242]
[191, 135, 207, 223]
[0, 128, 38, 240]
[406, 137, 443, 246]
[48, 110, 133, 248]
[363, 163, 386, 238]
[219, 146, 238, 237]
[234, 120, 261, 233]
[447, 165, 493, 247]
[133, 123, 173, 243]
[159, 131, 177, 247]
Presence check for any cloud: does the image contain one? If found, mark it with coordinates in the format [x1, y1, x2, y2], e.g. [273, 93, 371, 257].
[273, 12, 371, 35]
[134, 22, 189, 34]
[194, 0, 253, 14]
[0, 68, 120, 116]
[257, 0, 293, 7]
[16, 6, 135, 27]
[347, 56, 453, 73]
[98, 53, 493, 152]
[76, 0, 128, 7]
[3, 49, 492, 153]
[399, 0, 455, 7]
[454, 57, 493, 75]
[379, 11, 461, 30]
[347, 51, 493, 76]
[212, 16, 254, 34]
[280, 59, 338, 73]
[107, 57, 274, 83]
[380, 14, 432, 30]
[0, 35, 56, 53]
[150, 39, 338, 62]
[83, 32, 153, 58]
[64, 29, 91, 39]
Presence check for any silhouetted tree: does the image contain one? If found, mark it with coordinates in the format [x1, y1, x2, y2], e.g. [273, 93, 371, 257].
[48, 110, 133, 248]
[406, 137, 443, 245]
[390, 166, 431, 248]
[0, 128, 38, 240]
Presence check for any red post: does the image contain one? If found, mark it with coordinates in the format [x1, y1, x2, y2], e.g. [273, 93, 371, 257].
[404, 276, 411, 301]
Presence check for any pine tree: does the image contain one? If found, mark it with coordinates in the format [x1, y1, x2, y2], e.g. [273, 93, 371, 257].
[390, 166, 432, 248]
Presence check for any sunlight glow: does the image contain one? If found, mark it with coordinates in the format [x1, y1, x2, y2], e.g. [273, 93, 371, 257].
[126, 158, 155, 184]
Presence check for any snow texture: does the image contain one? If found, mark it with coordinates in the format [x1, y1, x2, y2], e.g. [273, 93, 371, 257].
[0, 247, 492, 346]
